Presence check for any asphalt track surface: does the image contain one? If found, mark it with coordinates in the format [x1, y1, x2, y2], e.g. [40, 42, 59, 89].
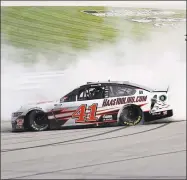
[1, 119, 186, 179]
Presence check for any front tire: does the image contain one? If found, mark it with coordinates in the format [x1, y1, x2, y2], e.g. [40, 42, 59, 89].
[118, 104, 144, 126]
[27, 110, 49, 131]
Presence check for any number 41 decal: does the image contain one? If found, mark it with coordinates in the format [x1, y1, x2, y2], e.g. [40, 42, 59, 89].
[72, 103, 98, 123]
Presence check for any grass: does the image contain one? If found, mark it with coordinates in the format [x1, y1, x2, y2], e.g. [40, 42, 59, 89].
[1, 7, 118, 51]
[1, 6, 186, 54]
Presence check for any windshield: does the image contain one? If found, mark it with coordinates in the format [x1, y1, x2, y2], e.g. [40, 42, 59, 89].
[60, 96, 68, 103]
[59, 86, 80, 103]
[60, 93, 77, 103]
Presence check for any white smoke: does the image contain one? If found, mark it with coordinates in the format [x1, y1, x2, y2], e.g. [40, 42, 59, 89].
[1, 10, 186, 121]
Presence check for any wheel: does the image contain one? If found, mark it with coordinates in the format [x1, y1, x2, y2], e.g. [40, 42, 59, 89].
[27, 110, 49, 131]
[118, 104, 144, 126]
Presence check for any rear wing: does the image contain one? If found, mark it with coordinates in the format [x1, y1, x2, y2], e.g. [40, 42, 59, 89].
[152, 86, 169, 93]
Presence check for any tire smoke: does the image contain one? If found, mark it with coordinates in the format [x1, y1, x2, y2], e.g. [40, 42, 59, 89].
[1, 18, 186, 121]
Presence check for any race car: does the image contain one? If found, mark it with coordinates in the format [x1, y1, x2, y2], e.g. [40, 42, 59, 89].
[11, 81, 173, 132]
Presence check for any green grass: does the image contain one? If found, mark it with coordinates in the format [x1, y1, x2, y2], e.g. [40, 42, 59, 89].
[1, 7, 118, 51]
[1, 6, 186, 54]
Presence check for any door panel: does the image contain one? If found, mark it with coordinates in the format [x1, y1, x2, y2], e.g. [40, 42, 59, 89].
[51, 85, 106, 126]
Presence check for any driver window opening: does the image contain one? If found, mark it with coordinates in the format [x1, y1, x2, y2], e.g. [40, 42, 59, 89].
[78, 86, 105, 101]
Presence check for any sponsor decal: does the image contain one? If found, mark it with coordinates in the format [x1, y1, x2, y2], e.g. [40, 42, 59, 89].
[152, 112, 161, 116]
[139, 90, 143, 94]
[103, 115, 113, 121]
[123, 115, 142, 126]
[16, 119, 24, 126]
[159, 95, 167, 101]
[102, 96, 147, 107]
[163, 110, 168, 115]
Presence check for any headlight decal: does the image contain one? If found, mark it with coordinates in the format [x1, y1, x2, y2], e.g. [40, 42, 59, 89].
[12, 112, 23, 117]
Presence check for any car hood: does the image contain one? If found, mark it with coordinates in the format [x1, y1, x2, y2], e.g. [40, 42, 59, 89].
[19, 100, 59, 112]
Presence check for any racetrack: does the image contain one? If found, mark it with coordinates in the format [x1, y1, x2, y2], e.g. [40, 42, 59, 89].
[1, 119, 186, 179]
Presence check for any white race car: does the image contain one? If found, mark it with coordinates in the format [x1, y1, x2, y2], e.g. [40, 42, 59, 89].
[11, 81, 173, 132]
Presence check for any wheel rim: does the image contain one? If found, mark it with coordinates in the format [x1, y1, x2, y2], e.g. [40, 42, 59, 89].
[33, 112, 48, 129]
[122, 106, 142, 125]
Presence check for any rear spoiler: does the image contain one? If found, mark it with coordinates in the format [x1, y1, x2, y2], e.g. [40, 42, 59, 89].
[152, 86, 169, 93]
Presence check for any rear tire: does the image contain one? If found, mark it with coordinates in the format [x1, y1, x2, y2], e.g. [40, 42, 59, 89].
[27, 110, 49, 131]
[118, 104, 144, 126]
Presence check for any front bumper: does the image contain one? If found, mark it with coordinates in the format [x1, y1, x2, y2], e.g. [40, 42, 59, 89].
[144, 109, 173, 122]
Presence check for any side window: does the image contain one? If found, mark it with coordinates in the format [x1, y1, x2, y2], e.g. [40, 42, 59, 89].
[108, 85, 136, 97]
[78, 86, 105, 101]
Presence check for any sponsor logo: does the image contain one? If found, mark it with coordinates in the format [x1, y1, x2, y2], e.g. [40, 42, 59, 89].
[139, 90, 143, 94]
[16, 119, 24, 126]
[103, 115, 113, 120]
[124, 115, 142, 126]
[152, 112, 161, 116]
[159, 95, 167, 101]
[102, 96, 147, 107]
[163, 110, 168, 115]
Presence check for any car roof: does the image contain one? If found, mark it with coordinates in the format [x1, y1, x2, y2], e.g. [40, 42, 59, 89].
[80, 81, 154, 92]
